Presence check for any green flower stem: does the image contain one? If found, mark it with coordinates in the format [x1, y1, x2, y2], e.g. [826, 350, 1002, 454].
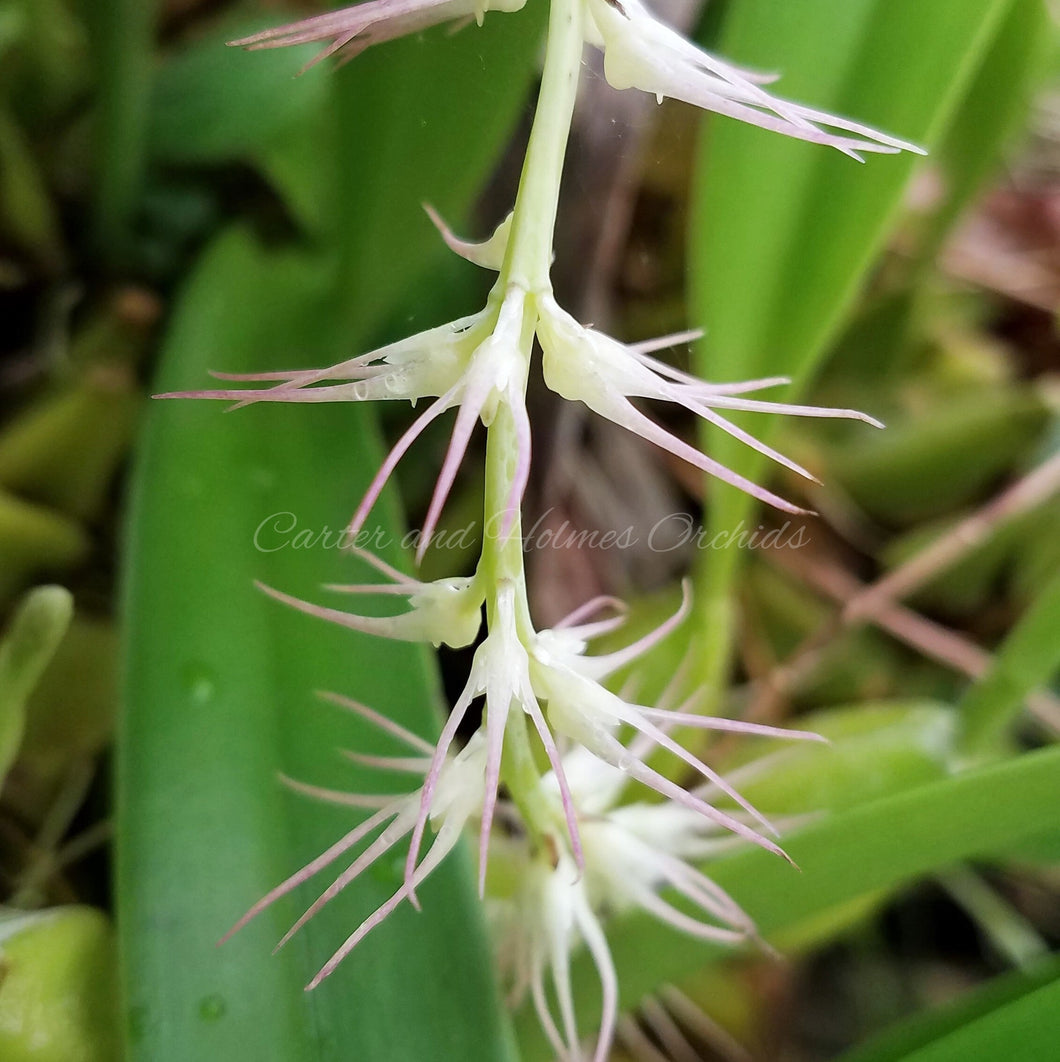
[501, 0, 584, 294]
[478, 0, 584, 831]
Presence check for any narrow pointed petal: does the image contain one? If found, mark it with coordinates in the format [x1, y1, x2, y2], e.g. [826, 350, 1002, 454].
[525, 696, 585, 872]
[403, 681, 476, 906]
[317, 689, 434, 753]
[219, 803, 400, 943]
[577, 904, 618, 1062]
[477, 693, 512, 896]
[417, 380, 490, 564]
[347, 386, 460, 538]
[255, 581, 427, 644]
[554, 595, 628, 630]
[276, 809, 417, 950]
[306, 821, 462, 989]
[581, 580, 691, 680]
[638, 707, 826, 743]
[340, 751, 433, 774]
[424, 203, 512, 270]
[278, 774, 396, 810]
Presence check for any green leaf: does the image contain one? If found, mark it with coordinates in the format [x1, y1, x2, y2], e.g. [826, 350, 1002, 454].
[917, 0, 1053, 263]
[0, 906, 121, 1062]
[0, 491, 88, 607]
[959, 566, 1060, 759]
[0, 585, 72, 781]
[837, 959, 1060, 1062]
[515, 744, 1060, 1058]
[149, 18, 327, 164]
[118, 229, 514, 1062]
[84, 0, 159, 267]
[828, 388, 1048, 524]
[688, 0, 1016, 700]
[327, 6, 546, 331]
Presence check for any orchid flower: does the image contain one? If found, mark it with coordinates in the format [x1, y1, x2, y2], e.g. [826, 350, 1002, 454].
[229, 0, 528, 71]
[537, 293, 884, 514]
[492, 734, 817, 1062]
[223, 703, 487, 991]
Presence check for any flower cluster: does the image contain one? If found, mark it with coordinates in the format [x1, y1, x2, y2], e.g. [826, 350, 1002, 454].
[167, 0, 922, 1056]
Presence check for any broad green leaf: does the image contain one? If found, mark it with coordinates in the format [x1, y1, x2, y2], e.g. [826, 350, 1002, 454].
[119, 229, 513, 1062]
[515, 744, 1060, 1058]
[838, 960, 1060, 1062]
[688, 0, 1015, 700]
[959, 566, 1060, 759]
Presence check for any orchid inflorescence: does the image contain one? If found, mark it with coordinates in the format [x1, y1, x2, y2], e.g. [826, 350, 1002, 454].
[164, 0, 921, 1057]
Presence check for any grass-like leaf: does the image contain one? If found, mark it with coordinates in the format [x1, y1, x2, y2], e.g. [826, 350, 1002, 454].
[688, 0, 1017, 700]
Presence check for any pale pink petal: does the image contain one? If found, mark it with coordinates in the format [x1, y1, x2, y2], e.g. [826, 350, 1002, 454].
[423, 203, 510, 270]
[340, 750, 432, 774]
[583, 580, 691, 680]
[560, 614, 629, 641]
[275, 808, 417, 951]
[554, 595, 628, 630]
[611, 702, 777, 837]
[277, 773, 395, 810]
[698, 392, 885, 428]
[591, 389, 810, 515]
[478, 691, 512, 896]
[317, 690, 434, 753]
[255, 581, 425, 643]
[577, 905, 618, 1062]
[681, 396, 820, 483]
[345, 546, 418, 584]
[637, 707, 827, 743]
[416, 376, 491, 564]
[347, 385, 460, 538]
[632, 884, 748, 945]
[229, 0, 476, 71]
[219, 803, 400, 944]
[403, 679, 477, 907]
[525, 696, 585, 873]
[627, 329, 704, 356]
[306, 820, 462, 989]
[586, 724, 789, 862]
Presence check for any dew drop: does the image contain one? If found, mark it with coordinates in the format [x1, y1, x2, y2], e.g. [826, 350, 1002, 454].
[250, 466, 276, 491]
[198, 994, 227, 1022]
[181, 663, 217, 705]
[129, 1005, 149, 1043]
[369, 853, 403, 887]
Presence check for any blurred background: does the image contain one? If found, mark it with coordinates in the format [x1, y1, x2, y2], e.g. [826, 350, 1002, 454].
[0, 0, 1058, 1059]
